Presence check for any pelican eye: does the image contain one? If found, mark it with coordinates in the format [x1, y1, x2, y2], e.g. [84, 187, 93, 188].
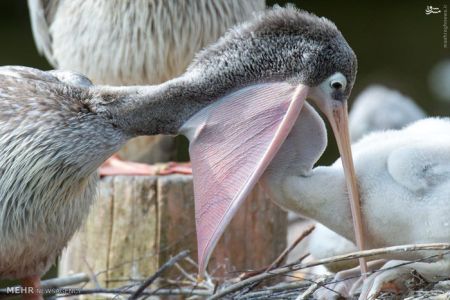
[323, 72, 347, 97]
[330, 80, 344, 90]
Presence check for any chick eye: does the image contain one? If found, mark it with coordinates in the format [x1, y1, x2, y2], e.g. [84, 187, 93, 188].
[330, 80, 344, 90]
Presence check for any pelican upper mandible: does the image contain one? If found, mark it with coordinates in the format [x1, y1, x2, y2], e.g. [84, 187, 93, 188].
[262, 91, 450, 299]
[0, 6, 360, 298]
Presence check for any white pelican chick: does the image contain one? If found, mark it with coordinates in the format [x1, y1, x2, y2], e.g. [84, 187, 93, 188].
[262, 102, 450, 299]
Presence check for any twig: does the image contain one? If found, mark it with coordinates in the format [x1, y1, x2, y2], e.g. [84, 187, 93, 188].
[41, 273, 90, 289]
[295, 277, 326, 300]
[53, 287, 212, 297]
[267, 224, 315, 270]
[208, 243, 450, 299]
[295, 253, 311, 264]
[239, 253, 310, 281]
[240, 225, 314, 280]
[184, 256, 199, 268]
[129, 250, 189, 299]
[234, 281, 311, 299]
[428, 291, 450, 300]
[83, 257, 102, 289]
[174, 262, 197, 283]
[184, 256, 215, 289]
[233, 226, 314, 297]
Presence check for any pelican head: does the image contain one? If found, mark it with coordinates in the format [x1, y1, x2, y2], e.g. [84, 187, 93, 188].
[164, 5, 361, 275]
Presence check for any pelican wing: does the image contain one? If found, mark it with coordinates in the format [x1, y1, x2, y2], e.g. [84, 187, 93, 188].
[0, 66, 91, 88]
[387, 139, 450, 192]
[180, 82, 308, 276]
[0, 66, 59, 83]
[27, 0, 60, 67]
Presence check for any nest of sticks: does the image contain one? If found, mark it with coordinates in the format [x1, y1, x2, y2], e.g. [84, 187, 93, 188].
[1, 227, 450, 299]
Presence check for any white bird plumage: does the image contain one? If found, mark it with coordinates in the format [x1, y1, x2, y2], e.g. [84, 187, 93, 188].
[263, 100, 450, 298]
[28, 0, 265, 85]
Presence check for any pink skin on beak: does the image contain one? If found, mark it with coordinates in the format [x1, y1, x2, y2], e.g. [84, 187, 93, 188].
[180, 82, 309, 278]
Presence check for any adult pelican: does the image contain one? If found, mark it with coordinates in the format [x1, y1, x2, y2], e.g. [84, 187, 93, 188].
[0, 7, 360, 298]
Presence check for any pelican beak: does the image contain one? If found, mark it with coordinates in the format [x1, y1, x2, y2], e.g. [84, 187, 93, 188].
[180, 83, 309, 277]
[312, 91, 368, 275]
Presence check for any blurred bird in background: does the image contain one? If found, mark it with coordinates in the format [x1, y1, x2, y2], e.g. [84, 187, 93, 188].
[429, 60, 450, 104]
[349, 85, 426, 142]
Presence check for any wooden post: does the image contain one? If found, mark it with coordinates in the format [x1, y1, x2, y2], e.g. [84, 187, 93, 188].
[59, 175, 287, 287]
[117, 136, 176, 163]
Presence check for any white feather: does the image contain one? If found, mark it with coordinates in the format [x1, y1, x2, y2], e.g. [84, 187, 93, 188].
[28, 0, 265, 85]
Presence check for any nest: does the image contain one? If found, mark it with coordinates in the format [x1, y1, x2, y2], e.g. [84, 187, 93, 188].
[1, 230, 450, 299]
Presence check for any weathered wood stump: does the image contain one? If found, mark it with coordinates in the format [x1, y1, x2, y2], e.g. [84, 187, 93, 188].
[118, 135, 176, 163]
[59, 174, 287, 288]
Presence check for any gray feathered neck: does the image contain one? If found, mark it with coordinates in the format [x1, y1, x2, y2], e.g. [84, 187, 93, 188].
[95, 5, 357, 135]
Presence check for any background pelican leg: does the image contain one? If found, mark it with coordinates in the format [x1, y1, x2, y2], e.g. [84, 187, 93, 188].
[99, 154, 192, 177]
